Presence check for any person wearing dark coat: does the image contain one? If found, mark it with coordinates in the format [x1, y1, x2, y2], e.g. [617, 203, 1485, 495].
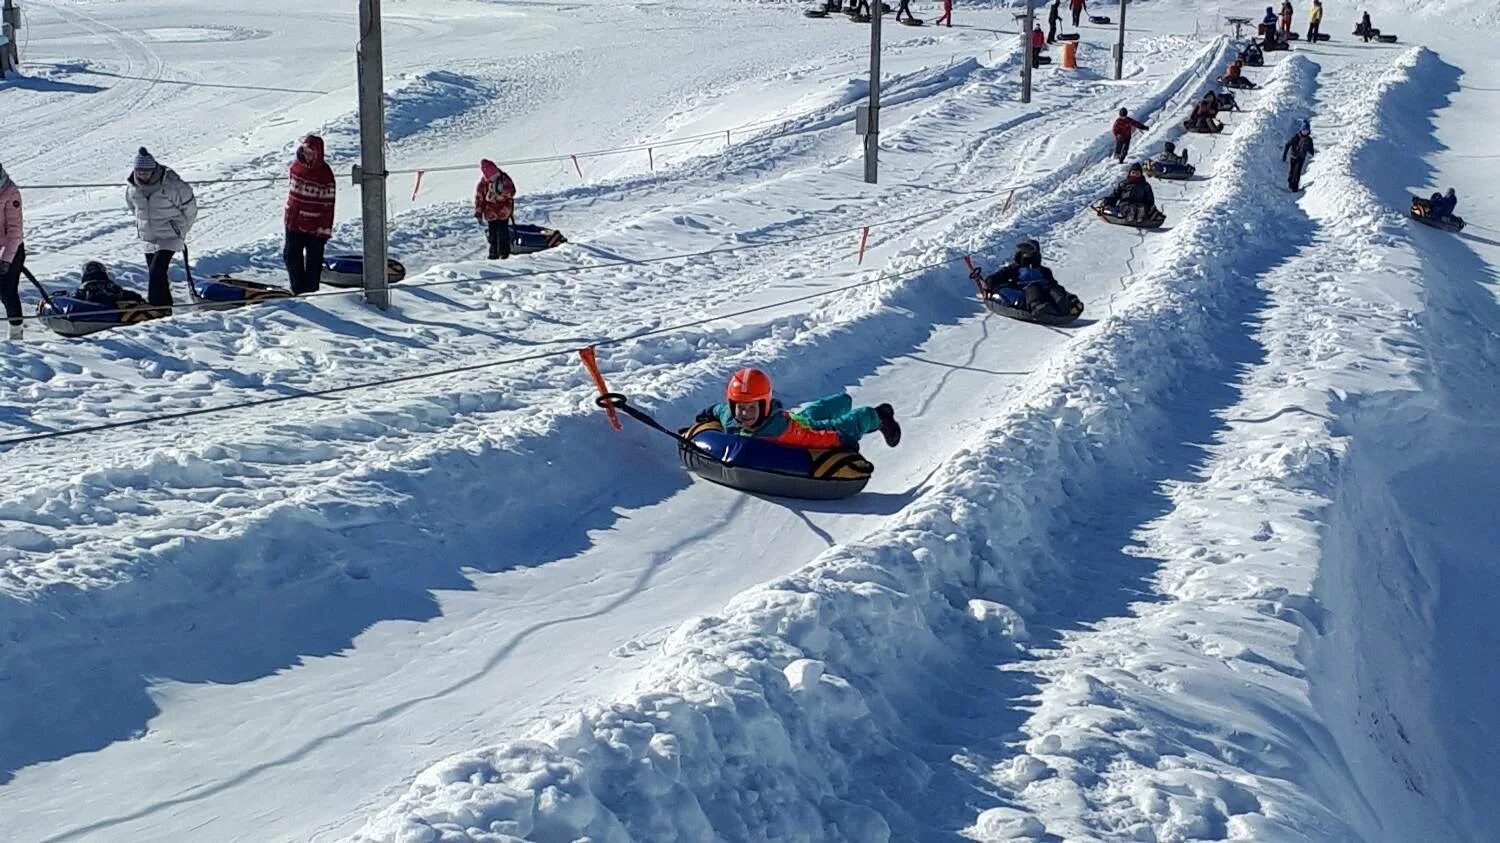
[970, 240, 1079, 317]
[1048, 0, 1062, 42]
[1283, 120, 1315, 191]
[1357, 10, 1374, 41]
[1429, 188, 1458, 218]
[1102, 164, 1156, 221]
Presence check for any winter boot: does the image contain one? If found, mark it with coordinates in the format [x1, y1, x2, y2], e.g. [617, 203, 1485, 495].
[7, 323, 21, 341]
[876, 403, 901, 447]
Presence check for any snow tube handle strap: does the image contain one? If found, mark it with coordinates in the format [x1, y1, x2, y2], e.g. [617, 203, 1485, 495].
[596, 393, 686, 443]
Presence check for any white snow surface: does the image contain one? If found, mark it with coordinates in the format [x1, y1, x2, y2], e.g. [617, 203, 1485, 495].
[3, 0, 1499, 841]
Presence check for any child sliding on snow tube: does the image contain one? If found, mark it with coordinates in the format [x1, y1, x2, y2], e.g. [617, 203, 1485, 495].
[697, 367, 901, 449]
[971, 239, 1082, 318]
[1101, 163, 1157, 221]
[1155, 141, 1188, 166]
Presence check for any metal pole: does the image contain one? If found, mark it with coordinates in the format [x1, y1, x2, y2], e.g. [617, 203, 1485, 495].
[1021, 0, 1035, 103]
[1114, 0, 1126, 80]
[863, 1, 882, 184]
[1, 0, 19, 77]
[356, 0, 390, 310]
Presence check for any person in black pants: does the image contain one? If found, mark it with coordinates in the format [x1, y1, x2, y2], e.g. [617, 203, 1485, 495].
[283, 232, 327, 294]
[1283, 120, 1315, 191]
[1048, 0, 1061, 42]
[0, 244, 24, 340]
[486, 218, 513, 261]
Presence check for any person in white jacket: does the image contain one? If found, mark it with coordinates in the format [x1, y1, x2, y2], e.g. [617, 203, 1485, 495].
[125, 147, 197, 308]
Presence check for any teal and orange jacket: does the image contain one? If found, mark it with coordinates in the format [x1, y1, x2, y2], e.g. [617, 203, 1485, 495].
[702, 393, 881, 449]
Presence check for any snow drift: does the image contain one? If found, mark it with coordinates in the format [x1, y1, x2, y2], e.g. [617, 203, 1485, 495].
[353, 55, 1328, 843]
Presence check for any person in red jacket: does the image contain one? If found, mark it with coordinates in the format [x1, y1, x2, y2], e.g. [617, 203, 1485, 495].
[934, 0, 952, 27]
[474, 159, 517, 260]
[1070, 0, 1087, 26]
[1111, 107, 1150, 162]
[283, 134, 335, 294]
[1030, 24, 1046, 65]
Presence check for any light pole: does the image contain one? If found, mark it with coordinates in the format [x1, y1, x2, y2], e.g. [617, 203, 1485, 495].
[862, 4, 883, 184]
[1021, 0, 1035, 103]
[355, 0, 390, 309]
[1113, 0, 1127, 80]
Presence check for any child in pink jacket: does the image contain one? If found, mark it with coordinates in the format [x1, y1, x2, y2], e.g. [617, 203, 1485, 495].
[0, 162, 25, 340]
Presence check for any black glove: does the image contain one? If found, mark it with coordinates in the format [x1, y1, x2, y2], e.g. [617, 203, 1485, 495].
[695, 408, 717, 424]
[875, 403, 901, 448]
[968, 266, 983, 282]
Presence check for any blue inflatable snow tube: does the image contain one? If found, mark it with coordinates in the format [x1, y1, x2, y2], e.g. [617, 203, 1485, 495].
[36, 295, 166, 337]
[678, 421, 873, 499]
[321, 255, 408, 288]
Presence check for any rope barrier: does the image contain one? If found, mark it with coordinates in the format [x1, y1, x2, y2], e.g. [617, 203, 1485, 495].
[12, 182, 1025, 323]
[0, 253, 968, 449]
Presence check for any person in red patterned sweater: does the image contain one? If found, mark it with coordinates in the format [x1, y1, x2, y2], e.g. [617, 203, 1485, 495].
[284, 134, 335, 294]
[474, 159, 517, 260]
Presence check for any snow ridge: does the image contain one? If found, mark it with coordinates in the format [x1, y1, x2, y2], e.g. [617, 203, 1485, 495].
[352, 54, 1321, 843]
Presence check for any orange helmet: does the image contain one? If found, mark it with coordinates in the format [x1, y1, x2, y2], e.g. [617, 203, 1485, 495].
[726, 367, 773, 415]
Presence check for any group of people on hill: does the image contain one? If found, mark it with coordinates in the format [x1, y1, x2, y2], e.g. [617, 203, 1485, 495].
[0, 142, 522, 338]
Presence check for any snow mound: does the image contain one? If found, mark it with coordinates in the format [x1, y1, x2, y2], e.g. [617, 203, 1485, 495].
[352, 55, 1326, 843]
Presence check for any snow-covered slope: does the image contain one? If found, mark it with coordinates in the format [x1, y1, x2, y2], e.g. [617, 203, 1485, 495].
[3, 0, 1499, 840]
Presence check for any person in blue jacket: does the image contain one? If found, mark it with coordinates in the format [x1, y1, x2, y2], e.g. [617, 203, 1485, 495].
[696, 367, 901, 449]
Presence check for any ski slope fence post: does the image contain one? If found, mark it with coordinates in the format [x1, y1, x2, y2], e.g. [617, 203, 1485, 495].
[570, 154, 583, 179]
[578, 346, 622, 431]
[356, 0, 391, 310]
[648, 147, 654, 171]
[856, 226, 871, 264]
[410, 170, 424, 201]
[1002, 188, 1015, 212]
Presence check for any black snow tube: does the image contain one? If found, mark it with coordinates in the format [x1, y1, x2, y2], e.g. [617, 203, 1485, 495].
[321, 255, 408, 289]
[804, 8, 829, 17]
[1377, 33, 1398, 42]
[1145, 160, 1196, 180]
[1183, 119, 1224, 134]
[1410, 197, 1465, 232]
[511, 223, 568, 255]
[1089, 15, 1111, 24]
[1095, 203, 1167, 229]
[678, 420, 873, 500]
[899, 17, 924, 25]
[982, 292, 1084, 326]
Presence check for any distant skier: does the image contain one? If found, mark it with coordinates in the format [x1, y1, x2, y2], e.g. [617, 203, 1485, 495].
[125, 147, 198, 309]
[696, 367, 901, 449]
[1307, 0, 1323, 42]
[1111, 108, 1150, 163]
[1070, 0, 1086, 27]
[284, 134, 335, 295]
[0, 161, 25, 340]
[1100, 163, 1157, 222]
[1282, 119, 1315, 191]
[1279, 0, 1294, 38]
[969, 239, 1083, 318]
[1356, 10, 1374, 41]
[1048, 0, 1061, 43]
[935, 0, 952, 27]
[473, 159, 517, 261]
